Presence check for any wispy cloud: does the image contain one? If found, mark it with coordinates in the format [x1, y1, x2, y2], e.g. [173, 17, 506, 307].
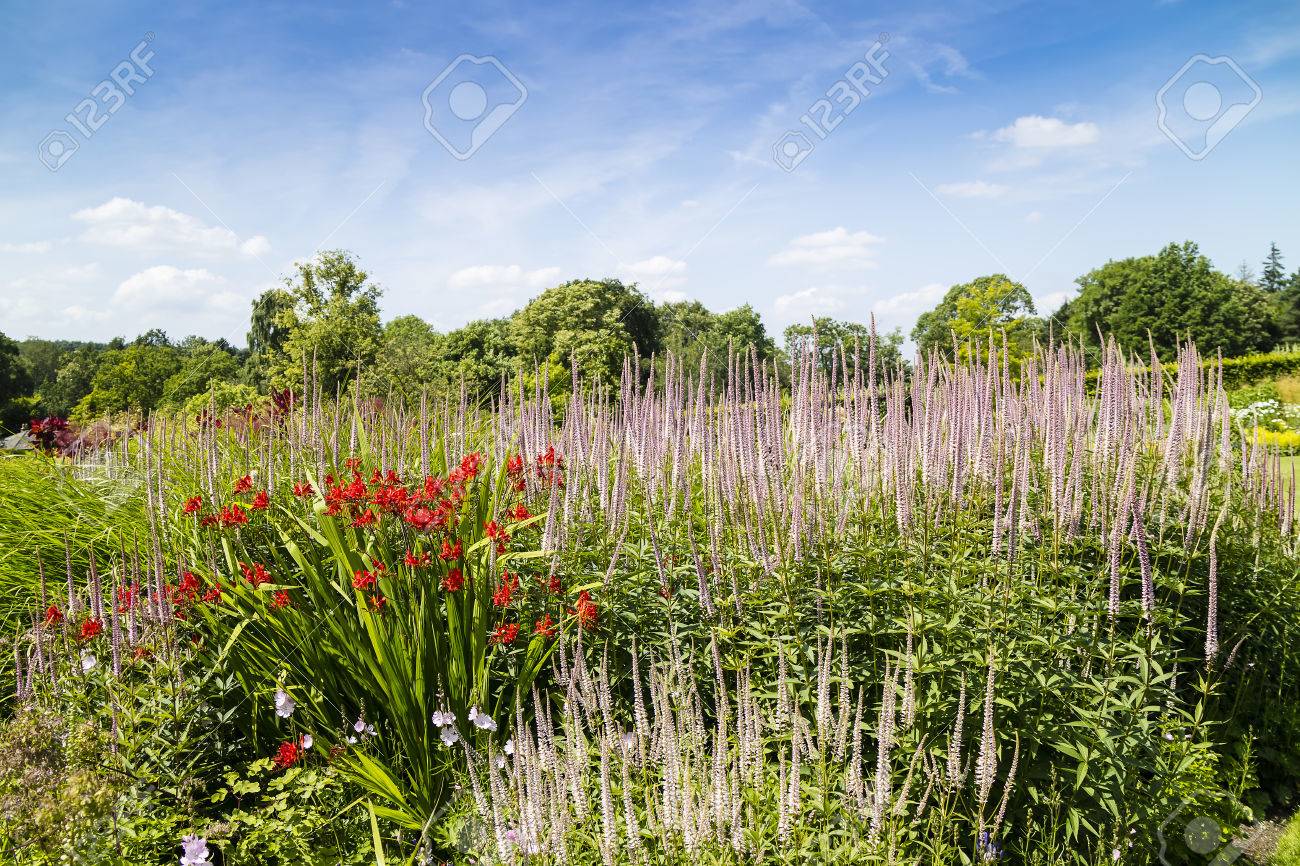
[73, 198, 270, 257]
[936, 180, 1009, 199]
[768, 228, 884, 269]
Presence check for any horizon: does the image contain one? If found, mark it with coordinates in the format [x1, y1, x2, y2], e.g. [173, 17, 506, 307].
[3, 1, 1299, 350]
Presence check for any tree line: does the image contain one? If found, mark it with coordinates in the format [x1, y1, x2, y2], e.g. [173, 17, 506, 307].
[2, 239, 1299, 432]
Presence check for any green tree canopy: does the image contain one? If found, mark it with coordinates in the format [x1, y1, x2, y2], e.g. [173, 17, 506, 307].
[1063, 241, 1275, 358]
[267, 250, 384, 393]
[360, 315, 444, 403]
[659, 301, 776, 386]
[74, 340, 182, 419]
[436, 318, 517, 400]
[245, 288, 295, 388]
[161, 342, 241, 407]
[508, 279, 661, 386]
[0, 332, 35, 432]
[784, 317, 905, 378]
[912, 275, 1042, 362]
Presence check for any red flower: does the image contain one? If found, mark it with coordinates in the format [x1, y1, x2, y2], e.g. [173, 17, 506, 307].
[508, 502, 531, 521]
[132, 646, 151, 662]
[368, 594, 388, 611]
[250, 490, 269, 510]
[78, 618, 104, 641]
[116, 582, 140, 612]
[439, 538, 462, 561]
[273, 739, 303, 770]
[441, 568, 464, 592]
[271, 590, 292, 609]
[506, 454, 524, 476]
[183, 495, 203, 514]
[545, 573, 562, 595]
[234, 474, 253, 494]
[43, 604, 63, 627]
[344, 457, 362, 471]
[240, 561, 272, 588]
[405, 506, 436, 532]
[219, 504, 248, 528]
[202, 582, 224, 603]
[403, 549, 431, 568]
[490, 622, 520, 645]
[351, 509, 377, 528]
[492, 571, 518, 608]
[571, 590, 598, 631]
[352, 569, 378, 590]
[200, 514, 219, 528]
[484, 520, 510, 554]
[293, 481, 315, 497]
[534, 614, 556, 639]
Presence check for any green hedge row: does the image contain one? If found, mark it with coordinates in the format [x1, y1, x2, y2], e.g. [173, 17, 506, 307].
[1084, 348, 1300, 391]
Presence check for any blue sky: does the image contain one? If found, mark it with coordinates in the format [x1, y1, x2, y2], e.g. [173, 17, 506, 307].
[3, 0, 1298, 348]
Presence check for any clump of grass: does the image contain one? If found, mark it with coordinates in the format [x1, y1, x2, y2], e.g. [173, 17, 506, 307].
[1278, 374, 1300, 405]
[1274, 813, 1300, 865]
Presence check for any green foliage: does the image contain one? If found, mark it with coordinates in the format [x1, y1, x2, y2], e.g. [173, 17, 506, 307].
[1065, 241, 1276, 358]
[509, 278, 661, 386]
[436, 318, 517, 401]
[660, 301, 777, 385]
[266, 250, 384, 393]
[785, 316, 906, 377]
[0, 331, 35, 433]
[246, 287, 296, 389]
[180, 381, 262, 419]
[912, 274, 1042, 362]
[162, 342, 241, 407]
[74, 339, 182, 419]
[360, 314, 444, 402]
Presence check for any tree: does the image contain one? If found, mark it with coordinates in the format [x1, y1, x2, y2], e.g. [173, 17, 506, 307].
[245, 288, 295, 388]
[266, 250, 384, 394]
[912, 275, 1042, 362]
[784, 317, 905, 378]
[360, 315, 444, 403]
[74, 340, 182, 419]
[1261, 243, 1286, 293]
[0, 332, 35, 433]
[162, 342, 241, 406]
[509, 279, 661, 386]
[1064, 241, 1275, 358]
[659, 301, 776, 386]
[436, 318, 517, 400]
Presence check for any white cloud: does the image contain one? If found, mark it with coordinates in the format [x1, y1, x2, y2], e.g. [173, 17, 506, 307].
[446, 264, 562, 291]
[768, 227, 884, 269]
[73, 197, 270, 257]
[987, 115, 1099, 148]
[871, 283, 946, 318]
[114, 265, 242, 310]
[0, 240, 52, 253]
[936, 180, 1008, 199]
[1025, 210, 1044, 223]
[773, 285, 847, 317]
[625, 255, 688, 296]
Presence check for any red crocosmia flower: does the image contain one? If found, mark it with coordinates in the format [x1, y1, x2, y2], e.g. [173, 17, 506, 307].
[545, 574, 562, 595]
[116, 582, 140, 612]
[200, 514, 219, 528]
[441, 568, 464, 592]
[183, 495, 203, 514]
[202, 582, 223, 603]
[351, 509, 377, 528]
[438, 538, 462, 561]
[173, 571, 201, 604]
[233, 474, 253, 494]
[271, 590, 292, 609]
[250, 490, 269, 510]
[404, 506, 436, 532]
[273, 739, 303, 770]
[43, 604, 63, 627]
[508, 503, 531, 521]
[459, 452, 482, 479]
[369, 594, 388, 611]
[421, 475, 445, 500]
[240, 561, 272, 588]
[506, 454, 524, 476]
[403, 549, 431, 568]
[484, 521, 510, 554]
[352, 569, 378, 590]
[571, 591, 598, 631]
[492, 571, 518, 608]
[344, 457, 362, 472]
[490, 622, 520, 645]
[293, 481, 315, 497]
[78, 618, 104, 641]
[534, 614, 556, 639]
[219, 505, 248, 528]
